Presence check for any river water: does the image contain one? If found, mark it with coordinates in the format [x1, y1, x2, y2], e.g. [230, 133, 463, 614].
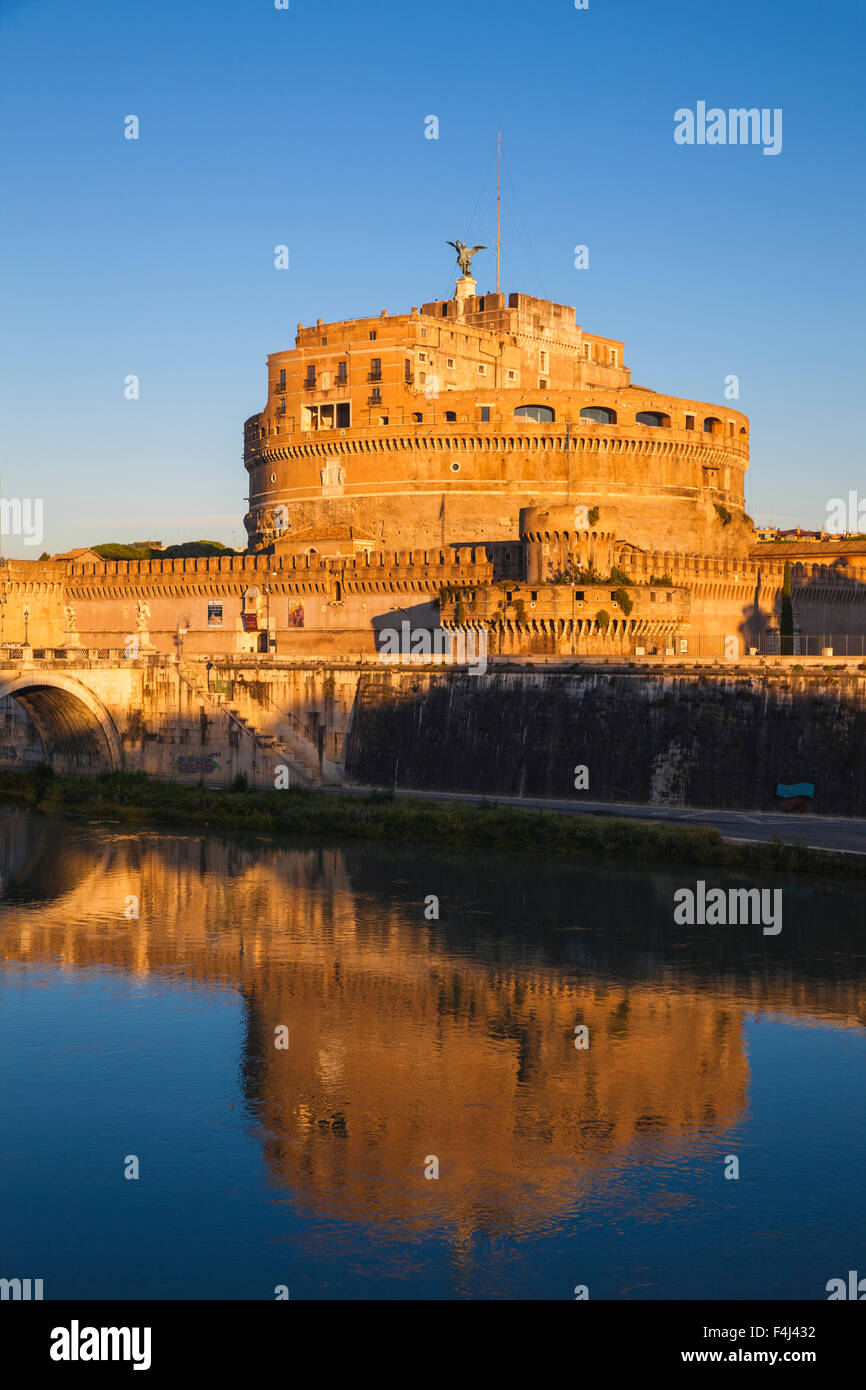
[1, 805, 864, 1300]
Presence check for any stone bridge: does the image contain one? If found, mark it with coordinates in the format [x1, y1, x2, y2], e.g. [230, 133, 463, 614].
[0, 650, 359, 787]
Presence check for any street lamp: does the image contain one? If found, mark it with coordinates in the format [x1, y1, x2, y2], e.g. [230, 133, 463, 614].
[23, 606, 30, 647]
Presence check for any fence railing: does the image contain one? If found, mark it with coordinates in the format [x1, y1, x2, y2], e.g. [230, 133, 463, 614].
[0, 646, 155, 663]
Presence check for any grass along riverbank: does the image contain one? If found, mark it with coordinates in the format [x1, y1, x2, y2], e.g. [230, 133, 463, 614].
[0, 765, 861, 876]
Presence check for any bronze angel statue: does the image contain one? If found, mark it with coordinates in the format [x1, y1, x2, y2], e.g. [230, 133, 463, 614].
[447, 239, 487, 277]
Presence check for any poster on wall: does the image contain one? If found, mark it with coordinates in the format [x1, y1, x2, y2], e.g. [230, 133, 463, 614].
[207, 602, 223, 627]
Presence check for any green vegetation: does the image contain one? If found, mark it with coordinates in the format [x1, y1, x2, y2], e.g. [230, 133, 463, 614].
[714, 503, 732, 526]
[595, 609, 611, 632]
[587, 507, 600, 526]
[649, 574, 673, 587]
[611, 587, 634, 616]
[780, 559, 794, 656]
[608, 566, 633, 586]
[0, 766, 857, 877]
[93, 541, 237, 561]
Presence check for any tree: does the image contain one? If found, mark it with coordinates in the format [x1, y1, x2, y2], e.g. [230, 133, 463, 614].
[595, 609, 611, 633]
[780, 559, 794, 655]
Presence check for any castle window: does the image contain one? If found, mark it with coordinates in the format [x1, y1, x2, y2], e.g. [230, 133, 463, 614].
[447, 358, 455, 368]
[418, 352, 427, 364]
[636, 411, 669, 427]
[336, 403, 351, 427]
[610, 349, 618, 365]
[405, 359, 413, 382]
[478, 364, 487, 375]
[574, 590, 585, 601]
[441, 304, 448, 317]
[421, 328, 427, 337]
[480, 406, 491, 422]
[539, 349, 549, 373]
[703, 416, 723, 434]
[337, 361, 347, 381]
[478, 297, 485, 309]
[369, 358, 382, 382]
[278, 368, 286, 389]
[538, 379, 548, 389]
[583, 343, 592, 359]
[507, 369, 517, 381]
[321, 337, 327, 346]
[305, 366, 316, 387]
[369, 331, 377, 341]
[412, 412, 423, 422]
[531, 591, 538, 601]
[445, 411, 457, 422]
[580, 406, 616, 424]
[514, 405, 555, 423]
[728, 421, 735, 435]
[684, 413, 695, 429]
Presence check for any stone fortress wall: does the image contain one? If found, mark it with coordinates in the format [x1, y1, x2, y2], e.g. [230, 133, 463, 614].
[243, 285, 752, 557]
[2, 279, 865, 668]
[1, 534, 864, 662]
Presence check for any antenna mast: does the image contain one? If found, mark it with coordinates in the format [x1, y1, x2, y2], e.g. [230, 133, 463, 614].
[496, 127, 501, 294]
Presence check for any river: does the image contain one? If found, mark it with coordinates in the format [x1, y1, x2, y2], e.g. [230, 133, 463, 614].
[1, 805, 864, 1300]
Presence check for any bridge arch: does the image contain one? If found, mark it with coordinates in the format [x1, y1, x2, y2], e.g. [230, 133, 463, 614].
[0, 672, 123, 773]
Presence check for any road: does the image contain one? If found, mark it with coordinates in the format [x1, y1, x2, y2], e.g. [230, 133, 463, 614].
[337, 786, 866, 857]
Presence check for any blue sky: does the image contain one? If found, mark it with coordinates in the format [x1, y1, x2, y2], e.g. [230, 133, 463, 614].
[0, 0, 864, 555]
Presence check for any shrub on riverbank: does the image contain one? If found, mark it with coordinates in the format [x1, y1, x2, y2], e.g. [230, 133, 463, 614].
[0, 768, 859, 877]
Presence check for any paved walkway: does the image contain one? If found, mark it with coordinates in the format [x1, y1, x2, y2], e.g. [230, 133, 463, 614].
[338, 786, 866, 857]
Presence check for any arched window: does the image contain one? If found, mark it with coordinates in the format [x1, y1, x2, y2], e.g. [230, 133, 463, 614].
[580, 406, 617, 424]
[514, 405, 555, 423]
[412, 412, 423, 423]
[703, 416, 723, 434]
[445, 410, 457, 422]
[636, 411, 669, 427]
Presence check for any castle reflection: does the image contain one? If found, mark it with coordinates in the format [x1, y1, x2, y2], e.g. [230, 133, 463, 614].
[1, 805, 864, 1241]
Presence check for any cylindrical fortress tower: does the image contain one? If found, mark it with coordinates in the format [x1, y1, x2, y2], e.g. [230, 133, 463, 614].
[243, 289, 752, 558]
[520, 505, 618, 583]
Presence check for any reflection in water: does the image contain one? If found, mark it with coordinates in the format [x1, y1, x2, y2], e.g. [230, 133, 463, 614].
[1, 805, 865, 1298]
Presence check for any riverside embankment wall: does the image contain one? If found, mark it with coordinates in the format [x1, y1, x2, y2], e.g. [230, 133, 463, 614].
[344, 667, 866, 815]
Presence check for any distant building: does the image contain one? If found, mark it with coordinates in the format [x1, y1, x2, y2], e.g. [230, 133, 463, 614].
[51, 547, 103, 564]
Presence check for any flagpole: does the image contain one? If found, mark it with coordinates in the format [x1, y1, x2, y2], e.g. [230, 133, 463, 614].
[496, 128, 501, 294]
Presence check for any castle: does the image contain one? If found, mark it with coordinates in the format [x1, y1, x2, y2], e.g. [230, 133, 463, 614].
[1, 269, 865, 662]
[243, 274, 752, 561]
